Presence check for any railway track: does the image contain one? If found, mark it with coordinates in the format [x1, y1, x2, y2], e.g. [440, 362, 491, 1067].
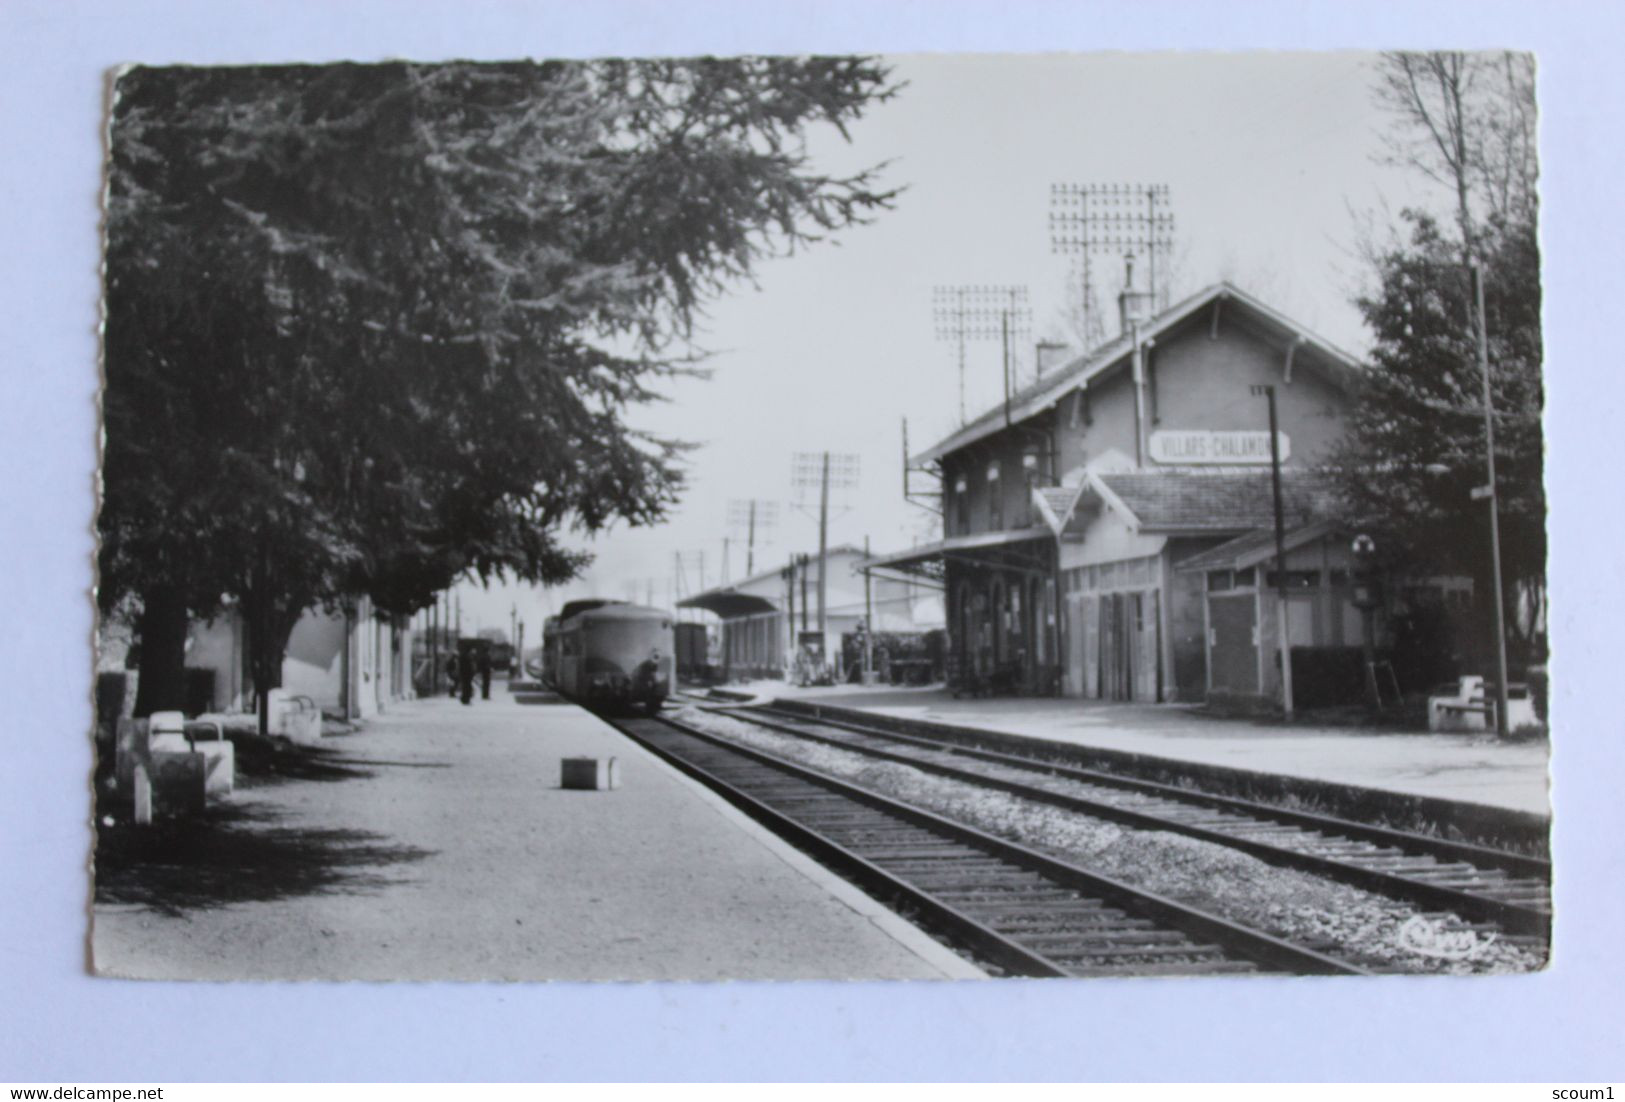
[612, 712, 1364, 978]
[702, 701, 1551, 944]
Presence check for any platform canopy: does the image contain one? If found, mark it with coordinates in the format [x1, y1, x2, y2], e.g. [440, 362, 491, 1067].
[676, 589, 779, 619]
[859, 526, 1052, 583]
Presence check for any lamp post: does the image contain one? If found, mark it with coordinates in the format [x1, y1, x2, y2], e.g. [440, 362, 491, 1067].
[1471, 261, 1512, 737]
[1251, 383, 1293, 718]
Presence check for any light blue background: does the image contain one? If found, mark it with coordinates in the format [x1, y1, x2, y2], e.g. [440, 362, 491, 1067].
[1, 0, 1618, 1082]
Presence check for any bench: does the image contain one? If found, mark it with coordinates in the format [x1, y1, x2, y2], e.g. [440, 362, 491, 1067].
[266, 689, 323, 745]
[115, 711, 236, 823]
[1428, 676, 1538, 733]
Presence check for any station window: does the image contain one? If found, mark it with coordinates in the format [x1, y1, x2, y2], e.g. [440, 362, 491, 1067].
[952, 476, 969, 535]
[987, 463, 1003, 530]
[1264, 569, 1321, 590]
[1207, 567, 1257, 591]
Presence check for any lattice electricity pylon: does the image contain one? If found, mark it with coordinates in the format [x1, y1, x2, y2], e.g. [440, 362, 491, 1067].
[1050, 183, 1175, 340]
[727, 498, 780, 577]
[933, 285, 1032, 424]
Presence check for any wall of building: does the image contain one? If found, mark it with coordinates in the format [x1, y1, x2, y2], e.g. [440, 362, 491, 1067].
[1149, 315, 1347, 467]
[283, 608, 348, 711]
[184, 598, 414, 719]
[1053, 362, 1141, 478]
[942, 427, 1052, 538]
[1047, 317, 1349, 484]
[1203, 537, 1366, 705]
[188, 614, 245, 712]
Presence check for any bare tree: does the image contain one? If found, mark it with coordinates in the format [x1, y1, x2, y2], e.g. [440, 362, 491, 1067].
[1373, 51, 1538, 259]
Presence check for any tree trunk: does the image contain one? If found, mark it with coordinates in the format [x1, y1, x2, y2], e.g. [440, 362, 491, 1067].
[131, 584, 190, 717]
[246, 574, 304, 740]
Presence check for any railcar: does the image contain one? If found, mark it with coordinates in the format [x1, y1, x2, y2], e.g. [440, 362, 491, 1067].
[552, 601, 675, 712]
[535, 615, 561, 686]
[674, 621, 713, 684]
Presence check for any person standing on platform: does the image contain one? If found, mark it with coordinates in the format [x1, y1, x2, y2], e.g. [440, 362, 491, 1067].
[445, 652, 460, 698]
[478, 647, 492, 700]
[458, 648, 475, 705]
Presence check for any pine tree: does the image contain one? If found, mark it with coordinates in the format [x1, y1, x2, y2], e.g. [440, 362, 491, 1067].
[100, 59, 900, 721]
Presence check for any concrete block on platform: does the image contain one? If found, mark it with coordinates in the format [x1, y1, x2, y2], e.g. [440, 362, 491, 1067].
[267, 689, 323, 745]
[114, 717, 150, 792]
[148, 749, 208, 815]
[115, 713, 234, 808]
[560, 756, 620, 791]
[197, 741, 235, 796]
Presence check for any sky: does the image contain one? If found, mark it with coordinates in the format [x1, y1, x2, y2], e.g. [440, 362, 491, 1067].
[448, 51, 1449, 641]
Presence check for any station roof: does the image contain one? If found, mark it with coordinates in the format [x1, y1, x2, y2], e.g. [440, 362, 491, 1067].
[1173, 520, 1338, 573]
[1092, 469, 1340, 535]
[860, 526, 1052, 582]
[912, 282, 1364, 466]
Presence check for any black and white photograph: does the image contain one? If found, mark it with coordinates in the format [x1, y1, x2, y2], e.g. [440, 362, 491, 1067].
[87, 48, 1555, 985]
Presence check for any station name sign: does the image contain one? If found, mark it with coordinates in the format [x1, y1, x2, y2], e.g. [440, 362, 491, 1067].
[1149, 430, 1290, 465]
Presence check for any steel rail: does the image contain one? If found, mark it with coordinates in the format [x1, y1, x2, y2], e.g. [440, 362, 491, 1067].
[617, 713, 1366, 976]
[755, 703, 1549, 878]
[723, 704, 1550, 940]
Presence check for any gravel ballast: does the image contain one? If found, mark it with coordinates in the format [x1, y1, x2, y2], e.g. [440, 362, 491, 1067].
[674, 706, 1546, 974]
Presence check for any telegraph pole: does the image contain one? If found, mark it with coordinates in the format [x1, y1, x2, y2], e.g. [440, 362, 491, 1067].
[1253, 384, 1294, 718]
[817, 451, 830, 634]
[1473, 261, 1513, 737]
[728, 498, 778, 578]
[1051, 183, 1175, 339]
[934, 285, 1030, 425]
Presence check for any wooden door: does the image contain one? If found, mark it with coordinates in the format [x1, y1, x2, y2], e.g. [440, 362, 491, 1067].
[1082, 593, 1100, 698]
[1133, 589, 1160, 702]
[1208, 593, 1258, 694]
[1065, 592, 1084, 695]
[1100, 593, 1133, 701]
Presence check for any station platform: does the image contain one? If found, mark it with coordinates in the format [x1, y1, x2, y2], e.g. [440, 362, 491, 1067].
[714, 683, 1552, 818]
[93, 689, 981, 982]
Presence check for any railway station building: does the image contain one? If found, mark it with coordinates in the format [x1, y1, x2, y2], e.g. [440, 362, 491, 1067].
[680, 545, 944, 682]
[184, 597, 416, 719]
[866, 278, 1388, 708]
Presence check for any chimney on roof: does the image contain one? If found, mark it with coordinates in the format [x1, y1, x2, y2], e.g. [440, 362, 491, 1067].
[1034, 341, 1070, 380]
[1118, 253, 1156, 335]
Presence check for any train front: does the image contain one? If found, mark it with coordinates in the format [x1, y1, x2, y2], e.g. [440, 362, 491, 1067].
[580, 607, 675, 712]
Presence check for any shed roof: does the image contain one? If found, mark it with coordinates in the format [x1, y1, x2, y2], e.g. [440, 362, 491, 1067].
[677, 544, 870, 619]
[1173, 520, 1337, 573]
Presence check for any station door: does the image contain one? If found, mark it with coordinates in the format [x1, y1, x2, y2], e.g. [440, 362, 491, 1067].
[1207, 593, 1259, 694]
[1074, 590, 1160, 702]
